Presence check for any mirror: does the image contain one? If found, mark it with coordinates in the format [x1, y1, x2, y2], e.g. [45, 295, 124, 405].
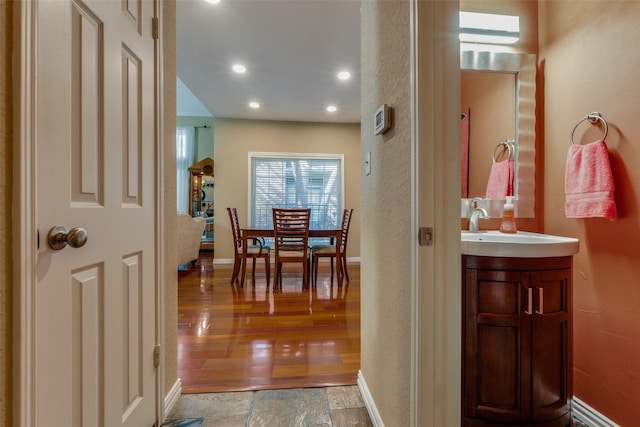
[461, 50, 536, 218]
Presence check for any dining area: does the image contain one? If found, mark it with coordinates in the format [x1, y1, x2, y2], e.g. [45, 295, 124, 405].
[177, 206, 359, 393]
[227, 206, 354, 290]
[176, 136, 362, 393]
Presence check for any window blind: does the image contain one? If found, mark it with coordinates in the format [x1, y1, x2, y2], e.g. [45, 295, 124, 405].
[250, 154, 343, 231]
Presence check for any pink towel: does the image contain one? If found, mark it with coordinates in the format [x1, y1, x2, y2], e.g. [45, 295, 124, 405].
[485, 159, 514, 199]
[565, 139, 616, 221]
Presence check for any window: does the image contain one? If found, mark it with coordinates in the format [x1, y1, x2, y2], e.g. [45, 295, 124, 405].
[250, 153, 344, 232]
[176, 126, 195, 213]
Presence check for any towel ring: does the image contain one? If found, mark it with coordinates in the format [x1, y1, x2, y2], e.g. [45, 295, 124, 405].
[492, 140, 513, 163]
[570, 112, 608, 145]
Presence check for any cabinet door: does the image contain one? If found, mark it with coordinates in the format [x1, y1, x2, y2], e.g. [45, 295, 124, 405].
[530, 269, 572, 423]
[464, 268, 532, 424]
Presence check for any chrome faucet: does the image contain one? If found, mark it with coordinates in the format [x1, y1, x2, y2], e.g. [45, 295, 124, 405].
[468, 198, 490, 232]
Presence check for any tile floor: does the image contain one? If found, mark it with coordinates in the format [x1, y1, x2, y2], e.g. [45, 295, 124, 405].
[162, 385, 373, 427]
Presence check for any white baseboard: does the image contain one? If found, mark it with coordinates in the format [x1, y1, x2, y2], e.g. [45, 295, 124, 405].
[212, 258, 234, 265]
[573, 396, 619, 427]
[358, 371, 384, 427]
[163, 378, 182, 420]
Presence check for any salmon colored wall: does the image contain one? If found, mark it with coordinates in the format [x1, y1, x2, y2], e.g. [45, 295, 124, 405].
[539, 1, 640, 424]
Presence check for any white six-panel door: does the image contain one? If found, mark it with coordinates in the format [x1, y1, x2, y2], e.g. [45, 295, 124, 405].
[34, 0, 157, 425]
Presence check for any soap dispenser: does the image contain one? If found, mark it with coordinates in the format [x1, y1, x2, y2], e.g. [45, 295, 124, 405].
[499, 196, 517, 234]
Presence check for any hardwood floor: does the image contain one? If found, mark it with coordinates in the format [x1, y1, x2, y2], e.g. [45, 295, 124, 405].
[178, 252, 361, 393]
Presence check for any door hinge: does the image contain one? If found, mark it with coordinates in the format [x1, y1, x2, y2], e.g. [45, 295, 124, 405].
[418, 227, 433, 246]
[154, 345, 161, 368]
[152, 17, 159, 40]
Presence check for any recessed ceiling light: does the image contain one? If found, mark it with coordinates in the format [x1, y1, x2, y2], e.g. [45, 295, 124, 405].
[232, 64, 247, 74]
[326, 105, 337, 113]
[337, 71, 351, 81]
[249, 102, 260, 109]
[205, 0, 220, 4]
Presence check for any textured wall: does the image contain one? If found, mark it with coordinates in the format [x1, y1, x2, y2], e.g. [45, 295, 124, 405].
[163, 0, 179, 398]
[360, 2, 412, 425]
[0, 2, 12, 426]
[539, 1, 640, 425]
[213, 118, 361, 261]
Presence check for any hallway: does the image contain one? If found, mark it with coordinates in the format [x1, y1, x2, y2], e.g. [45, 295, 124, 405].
[177, 252, 361, 393]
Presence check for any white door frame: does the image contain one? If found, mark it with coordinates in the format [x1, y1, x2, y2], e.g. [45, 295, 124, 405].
[12, 1, 165, 425]
[410, 1, 461, 426]
[152, 0, 167, 422]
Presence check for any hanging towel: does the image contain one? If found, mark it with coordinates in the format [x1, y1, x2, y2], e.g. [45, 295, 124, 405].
[485, 159, 514, 199]
[565, 139, 616, 221]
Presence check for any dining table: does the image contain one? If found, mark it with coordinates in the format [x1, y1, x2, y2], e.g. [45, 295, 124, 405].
[240, 225, 343, 286]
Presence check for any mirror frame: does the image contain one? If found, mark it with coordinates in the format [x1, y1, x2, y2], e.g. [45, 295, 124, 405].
[461, 50, 536, 218]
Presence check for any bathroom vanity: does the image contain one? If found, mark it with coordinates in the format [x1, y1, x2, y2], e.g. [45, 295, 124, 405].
[461, 232, 579, 427]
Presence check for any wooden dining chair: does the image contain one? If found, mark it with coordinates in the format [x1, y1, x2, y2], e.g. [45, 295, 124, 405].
[311, 208, 353, 286]
[227, 207, 270, 286]
[272, 208, 311, 289]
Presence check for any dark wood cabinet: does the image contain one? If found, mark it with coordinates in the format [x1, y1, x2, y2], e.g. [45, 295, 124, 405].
[462, 255, 573, 427]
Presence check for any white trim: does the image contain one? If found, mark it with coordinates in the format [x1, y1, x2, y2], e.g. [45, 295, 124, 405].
[357, 371, 384, 427]
[163, 379, 183, 419]
[249, 151, 345, 160]
[154, 0, 166, 424]
[573, 397, 620, 427]
[14, 1, 37, 425]
[307, 257, 361, 264]
[409, 1, 420, 424]
[410, 1, 461, 426]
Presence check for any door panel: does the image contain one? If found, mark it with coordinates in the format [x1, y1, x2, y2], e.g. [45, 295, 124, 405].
[464, 269, 531, 424]
[35, 1, 157, 426]
[71, 264, 104, 427]
[72, 0, 104, 206]
[531, 269, 572, 423]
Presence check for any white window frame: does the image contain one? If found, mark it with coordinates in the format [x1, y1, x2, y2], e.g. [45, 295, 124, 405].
[248, 152, 345, 231]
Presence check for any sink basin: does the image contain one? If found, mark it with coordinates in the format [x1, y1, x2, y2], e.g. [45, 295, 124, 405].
[461, 230, 579, 258]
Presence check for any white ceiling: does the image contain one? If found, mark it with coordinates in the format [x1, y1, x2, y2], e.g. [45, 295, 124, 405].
[176, 0, 361, 123]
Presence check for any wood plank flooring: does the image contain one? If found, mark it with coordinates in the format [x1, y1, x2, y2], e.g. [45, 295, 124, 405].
[177, 252, 361, 393]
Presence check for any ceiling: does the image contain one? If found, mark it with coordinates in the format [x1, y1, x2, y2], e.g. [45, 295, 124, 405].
[176, 0, 362, 123]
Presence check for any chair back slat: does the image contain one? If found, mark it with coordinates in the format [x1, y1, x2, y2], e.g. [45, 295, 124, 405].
[340, 208, 353, 250]
[227, 207, 242, 251]
[273, 208, 311, 255]
[227, 207, 270, 286]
